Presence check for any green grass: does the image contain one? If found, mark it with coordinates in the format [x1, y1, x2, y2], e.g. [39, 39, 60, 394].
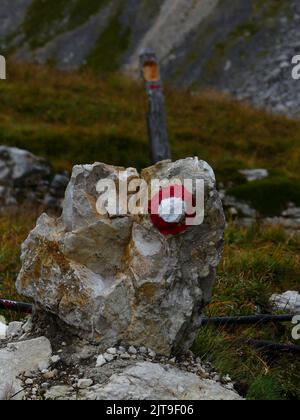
[228, 176, 300, 216]
[2, 62, 300, 217]
[1, 213, 299, 399]
[86, 5, 131, 73]
[1, 61, 300, 179]
[0, 62, 300, 399]
[22, 0, 110, 49]
[192, 224, 300, 400]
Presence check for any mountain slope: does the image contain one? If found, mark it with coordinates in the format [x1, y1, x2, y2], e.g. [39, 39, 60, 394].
[0, 0, 299, 115]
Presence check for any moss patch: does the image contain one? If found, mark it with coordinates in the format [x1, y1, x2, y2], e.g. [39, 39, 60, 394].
[228, 177, 300, 216]
[22, 0, 110, 49]
[86, 5, 131, 74]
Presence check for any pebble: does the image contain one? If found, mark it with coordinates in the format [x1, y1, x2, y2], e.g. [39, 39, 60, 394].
[128, 346, 137, 355]
[25, 379, 34, 386]
[106, 347, 117, 355]
[77, 379, 93, 389]
[96, 355, 106, 367]
[51, 355, 61, 364]
[43, 369, 58, 380]
[148, 349, 156, 358]
[103, 353, 114, 362]
[120, 352, 131, 360]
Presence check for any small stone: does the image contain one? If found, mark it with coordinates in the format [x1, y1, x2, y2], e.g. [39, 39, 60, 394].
[128, 346, 137, 355]
[139, 347, 147, 354]
[0, 319, 7, 340]
[96, 355, 106, 367]
[51, 355, 61, 364]
[77, 379, 93, 389]
[43, 370, 58, 380]
[148, 349, 156, 358]
[6, 321, 23, 339]
[103, 353, 114, 362]
[120, 352, 131, 360]
[22, 318, 33, 334]
[106, 348, 117, 355]
[25, 379, 34, 386]
[118, 346, 126, 354]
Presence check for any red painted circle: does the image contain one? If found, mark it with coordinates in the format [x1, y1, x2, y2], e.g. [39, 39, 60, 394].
[149, 184, 195, 236]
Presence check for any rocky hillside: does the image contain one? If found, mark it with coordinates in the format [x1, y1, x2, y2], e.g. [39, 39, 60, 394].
[1, 0, 299, 115]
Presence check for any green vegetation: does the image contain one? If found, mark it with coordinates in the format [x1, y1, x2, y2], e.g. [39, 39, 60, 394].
[22, 0, 110, 49]
[1, 62, 300, 216]
[228, 176, 300, 216]
[203, 0, 288, 82]
[1, 62, 300, 180]
[193, 224, 300, 400]
[1, 214, 299, 399]
[0, 62, 300, 399]
[86, 5, 131, 74]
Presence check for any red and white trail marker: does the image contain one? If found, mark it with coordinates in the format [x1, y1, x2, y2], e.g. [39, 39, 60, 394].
[149, 185, 195, 236]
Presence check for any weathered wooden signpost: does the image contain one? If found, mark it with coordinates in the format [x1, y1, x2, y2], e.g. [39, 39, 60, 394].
[0, 55, 6, 80]
[140, 49, 171, 164]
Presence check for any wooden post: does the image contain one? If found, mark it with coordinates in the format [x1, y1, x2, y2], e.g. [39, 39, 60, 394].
[140, 49, 171, 164]
[0, 55, 6, 80]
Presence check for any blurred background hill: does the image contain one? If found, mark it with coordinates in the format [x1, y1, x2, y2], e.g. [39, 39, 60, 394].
[1, 1, 300, 400]
[1, 0, 299, 115]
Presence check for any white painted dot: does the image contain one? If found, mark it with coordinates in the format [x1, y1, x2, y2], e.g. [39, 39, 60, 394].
[158, 197, 186, 224]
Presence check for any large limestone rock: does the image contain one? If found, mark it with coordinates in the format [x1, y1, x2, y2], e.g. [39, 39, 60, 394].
[0, 337, 52, 400]
[45, 361, 242, 401]
[17, 158, 225, 355]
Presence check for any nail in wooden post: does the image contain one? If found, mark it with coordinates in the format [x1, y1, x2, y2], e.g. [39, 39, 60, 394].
[140, 49, 171, 164]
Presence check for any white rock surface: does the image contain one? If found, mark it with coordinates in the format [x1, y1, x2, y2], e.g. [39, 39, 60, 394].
[239, 169, 269, 182]
[17, 158, 225, 356]
[6, 321, 23, 339]
[77, 379, 93, 389]
[51, 362, 242, 401]
[0, 337, 52, 400]
[96, 355, 106, 368]
[0, 318, 7, 340]
[270, 291, 300, 314]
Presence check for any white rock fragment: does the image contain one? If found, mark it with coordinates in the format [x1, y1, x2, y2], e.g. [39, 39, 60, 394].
[83, 362, 242, 401]
[271, 291, 300, 314]
[6, 322, 23, 339]
[106, 347, 117, 355]
[239, 169, 269, 182]
[77, 379, 93, 389]
[128, 346, 137, 355]
[22, 318, 33, 334]
[0, 319, 7, 340]
[148, 349, 156, 358]
[120, 352, 131, 360]
[96, 355, 106, 368]
[103, 353, 114, 362]
[25, 379, 33, 386]
[50, 355, 60, 364]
